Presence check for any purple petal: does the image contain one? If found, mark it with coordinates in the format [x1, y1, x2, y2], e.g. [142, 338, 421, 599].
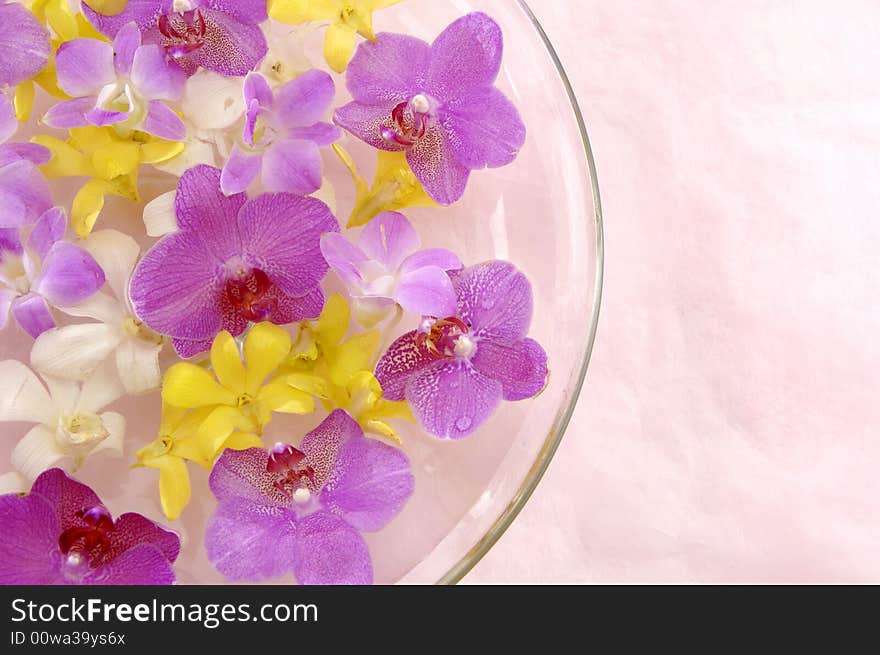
[42, 97, 96, 130]
[405, 359, 502, 439]
[426, 12, 502, 101]
[451, 261, 533, 340]
[318, 411, 414, 532]
[12, 292, 55, 337]
[132, 44, 187, 100]
[300, 409, 353, 490]
[195, 0, 267, 24]
[0, 492, 62, 585]
[176, 8, 267, 77]
[0, 227, 21, 255]
[55, 38, 116, 97]
[292, 511, 372, 585]
[30, 469, 102, 533]
[359, 211, 419, 271]
[334, 100, 403, 152]
[442, 87, 525, 169]
[267, 284, 324, 325]
[206, 497, 295, 581]
[0, 3, 51, 86]
[142, 100, 186, 140]
[0, 160, 51, 228]
[243, 71, 273, 109]
[220, 145, 262, 195]
[396, 266, 458, 317]
[320, 232, 367, 288]
[406, 125, 470, 205]
[400, 247, 462, 274]
[374, 330, 437, 401]
[275, 69, 335, 128]
[173, 165, 246, 255]
[261, 138, 322, 195]
[209, 447, 290, 507]
[290, 122, 342, 146]
[237, 192, 337, 297]
[346, 33, 430, 105]
[107, 512, 180, 564]
[34, 242, 106, 306]
[471, 337, 548, 401]
[171, 336, 214, 358]
[86, 105, 129, 127]
[0, 143, 52, 167]
[29, 207, 67, 260]
[129, 230, 224, 341]
[113, 22, 142, 76]
[83, 544, 177, 585]
[83, 0, 171, 37]
[0, 94, 15, 144]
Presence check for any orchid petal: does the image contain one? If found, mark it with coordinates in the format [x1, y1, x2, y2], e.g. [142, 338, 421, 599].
[42, 97, 95, 130]
[406, 125, 470, 205]
[142, 191, 178, 237]
[471, 337, 548, 401]
[220, 145, 262, 196]
[293, 511, 372, 585]
[374, 330, 436, 401]
[359, 210, 419, 271]
[28, 207, 67, 260]
[399, 247, 462, 274]
[132, 45, 187, 101]
[31, 323, 120, 382]
[0, 160, 52, 229]
[11, 293, 55, 338]
[115, 338, 162, 395]
[323, 21, 358, 74]
[112, 22, 141, 76]
[210, 330, 246, 395]
[450, 261, 533, 340]
[163, 362, 237, 409]
[345, 32, 430, 104]
[11, 425, 66, 481]
[0, 360, 54, 424]
[55, 38, 115, 97]
[34, 242, 106, 307]
[426, 12, 503, 101]
[243, 322, 292, 396]
[81, 229, 139, 303]
[142, 101, 186, 141]
[261, 138, 322, 195]
[0, 492, 60, 585]
[0, 3, 51, 87]
[182, 71, 245, 130]
[396, 266, 458, 317]
[319, 232, 367, 289]
[442, 87, 525, 169]
[275, 69, 335, 127]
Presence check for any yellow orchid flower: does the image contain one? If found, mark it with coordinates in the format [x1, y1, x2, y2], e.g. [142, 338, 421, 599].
[285, 294, 412, 442]
[162, 323, 315, 459]
[268, 0, 402, 73]
[33, 127, 183, 236]
[333, 144, 437, 228]
[135, 403, 261, 520]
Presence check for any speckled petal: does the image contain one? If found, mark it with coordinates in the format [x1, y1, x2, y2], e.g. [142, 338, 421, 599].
[334, 100, 403, 151]
[406, 125, 470, 205]
[450, 261, 534, 341]
[374, 330, 437, 401]
[0, 492, 62, 584]
[178, 8, 267, 77]
[83, 544, 177, 584]
[83, 0, 172, 37]
[292, 511, 372, 585]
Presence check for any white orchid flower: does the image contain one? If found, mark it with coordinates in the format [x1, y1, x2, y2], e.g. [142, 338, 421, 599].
[30, 229, 165, 395]
[0, 358, 125, 492]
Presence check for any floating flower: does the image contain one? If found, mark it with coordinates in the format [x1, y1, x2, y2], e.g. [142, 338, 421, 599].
[44, 22, 187, 141]
[0, 2, 51, 111]
[83, 0, 268, 77]
[268, 0, 401, 73]
[33, 125, 183, 236]
[1, 208, 105, 338]
[260, 20, 314, 85]
[320, 210, 460, 327]
[161, 322, 315, 448]
[332, 144, 436, 228]
[0, 358, 124, 485]
[375, 260, 548, 439]
[206, 409, 413, 584]
[0, 468, 179, 584]
[130, 165, 337, 357]
[31, 229, 165, 394]
[0, 156, 52, 230]
[334, 12, 526, 205]
[220, 70, 341, 196]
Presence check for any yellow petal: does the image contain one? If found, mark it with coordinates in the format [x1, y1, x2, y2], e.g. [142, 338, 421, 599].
[210, 331, 246, 395]
[285, 372, 331, 398]
[223, 431, 263, 451]
[347, 150, 438, 228]
[158, 403, 188, 438]
[154, 455, 190, 520]
[162, 362, 237, 408]
[243, 322, 292, 396]
[45, 0, 79, 41]
[324, 21, 358, 73]
[195, 406, 252, 459]
[140, 138, 185, 164]
[258, 380, 315, 415]
[363, 0, 402, 9]
[363, 419, 402, 444]
[364, 398, 413, 421]
[269, 0, 339, 24]
[33, 135, 89, 178]
[82, 0, 128, 16]
[329, 330, 381, 386]
[14, 82, 35, 123]
[316, 293, 349, 347]
[290, 324, 319, 361]
[71, 178, 112, 237]
[91, 141, 140, 179]
[74, 13, 107, 41]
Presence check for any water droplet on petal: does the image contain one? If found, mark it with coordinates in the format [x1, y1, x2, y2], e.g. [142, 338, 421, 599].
[455, 416, 472, 432]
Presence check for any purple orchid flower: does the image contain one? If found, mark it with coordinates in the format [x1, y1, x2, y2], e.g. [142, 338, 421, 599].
[334, 12, 526, 205]
[43, 23, 187, 140]
[220, 71, 341, 196]
[375, 260, 548, 439]
[129, 165, 338, 358]
[1, 207, 105, 338]
[83, 0, 268, 77]
[320, 210, 461, 327]
[206, 409, 414, 584]
[0, 468, 180, 584]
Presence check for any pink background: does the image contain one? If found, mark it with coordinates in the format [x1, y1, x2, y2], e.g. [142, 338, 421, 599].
[467, 0, 880, 583]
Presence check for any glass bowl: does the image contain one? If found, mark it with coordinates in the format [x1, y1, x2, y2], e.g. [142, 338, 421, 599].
[0, 0, 602, 584]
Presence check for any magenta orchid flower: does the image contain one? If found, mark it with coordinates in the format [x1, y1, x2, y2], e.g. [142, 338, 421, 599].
[375, 261, 548, 439]
[334, 12, 526, 205]
[43, 23, 187, 140]
[83, 0, 268, 77]
[1, 208, 105, 338]
[206, 409, 413, 584]
[129, 165, 337, 357]
[0, 469, 179, 584]
[320, 210, 461, 327]
[220, 70, 341, 196]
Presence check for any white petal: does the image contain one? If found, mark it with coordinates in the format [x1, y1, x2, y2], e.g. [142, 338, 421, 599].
[10, 425, 66, 482]
[81, 229, 140, 302]
[0, 360, 54, 425]
[76, 358, 124, 413]
[59, 290, 123, 324]
[182, 71, 245, 130]
[31, 323, 121, 381]
[312, 177, 337, 215]
[43, 375, 80, 415]
[0, 470, 31, 494]
[142, 190, 178, 237]
[92, 411, 125, 456]
[115, 337, 162, 395]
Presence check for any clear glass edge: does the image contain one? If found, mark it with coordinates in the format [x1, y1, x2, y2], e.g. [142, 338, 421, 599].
[436, 0, 605, 585]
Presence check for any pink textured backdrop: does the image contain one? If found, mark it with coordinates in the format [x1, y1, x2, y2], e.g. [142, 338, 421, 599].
[466, 0, 880, 582]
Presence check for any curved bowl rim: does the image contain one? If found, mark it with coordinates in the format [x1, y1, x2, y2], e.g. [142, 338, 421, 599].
[436, 0, 605, 584]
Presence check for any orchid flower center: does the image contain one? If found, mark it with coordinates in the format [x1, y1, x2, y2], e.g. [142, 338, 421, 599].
[381, 94, 435, 147]
[58, 505, 114, 574]
[96, 80, 135, 114]
[56, 412, 110, 456]
[222, 267, 277, 322]
[417, 316, 476, 360]
[159, 8, 208, 58]
[267, 443, 316, 501]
